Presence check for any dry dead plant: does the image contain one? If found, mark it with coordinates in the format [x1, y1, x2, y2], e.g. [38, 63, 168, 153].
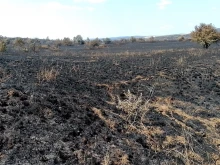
[116, 89, 153, 128]
[177, 56, 186, 67]
[37, 67, 59, 82]
[101, 149, 110, 165]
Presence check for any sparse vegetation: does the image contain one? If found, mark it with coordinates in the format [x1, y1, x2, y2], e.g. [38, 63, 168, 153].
[178, 35, 185, 41]
[54, 39, 62, 48]
[37, 67, 59, 82]
[87, 38, 100, 48]
[130, 36, 137, 43]
[28, 39, 41, 52]
[74, 35, 84, 45]
[116, 89, 152, 127]
[148, 36, 155, 42]
[14, 38, 25, 49]
[0, 41, 6, 52]
[136, 38, 146, 42]
[103, 38, 111, 44]
[62, 37, 73, 46]
[1, 33, 220, 165]
[191, 23, 220, 49]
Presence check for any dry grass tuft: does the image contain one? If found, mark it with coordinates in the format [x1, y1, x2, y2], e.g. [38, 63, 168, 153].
[101, 150, 110, 165]
[116, 89, 150, 127]
[37, 67, 59, 82]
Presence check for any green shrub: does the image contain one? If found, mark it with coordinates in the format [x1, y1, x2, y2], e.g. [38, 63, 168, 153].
[191, 23, 220, 49]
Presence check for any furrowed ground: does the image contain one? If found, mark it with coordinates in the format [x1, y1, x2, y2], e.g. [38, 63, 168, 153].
[0, 41, 220, 165]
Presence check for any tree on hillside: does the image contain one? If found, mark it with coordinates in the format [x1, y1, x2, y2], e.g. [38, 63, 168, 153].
[191, 23, 220, 49]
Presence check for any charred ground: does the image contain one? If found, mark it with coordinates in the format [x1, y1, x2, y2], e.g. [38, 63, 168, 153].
[0, 41, 220, 165]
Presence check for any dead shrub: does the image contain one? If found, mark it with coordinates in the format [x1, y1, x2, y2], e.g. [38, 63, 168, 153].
[87, 38, 100, 49]
[62, 37, 73, 46]
[178, 36, 185, 41]
[37, 67, 59, 82]
[116, 90, 151, 127]
[14, 38, 25, 47]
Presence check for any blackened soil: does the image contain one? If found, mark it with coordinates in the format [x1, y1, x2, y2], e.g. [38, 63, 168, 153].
[0, 41, 220, 165]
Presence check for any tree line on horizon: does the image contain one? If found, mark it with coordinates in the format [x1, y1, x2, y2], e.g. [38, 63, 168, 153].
[0, 23, 220, 52]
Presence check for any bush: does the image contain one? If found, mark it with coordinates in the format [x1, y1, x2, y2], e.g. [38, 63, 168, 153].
[54, 39, 62, 48]
[178, 36, 185, 41]
[85, 37, 90, 45]
[130, 36, 136, 43]
[3, 39, 10, 45]
[191, 23, 220, 49]
[137, 38, 145, 42]
[14, 38, 25, 47]
[27, 39, 41, 52]
[148, 36, 155, 42]
[74, 35, 84, 45]
[103, 38, 111, 44]
[87, 38, 100, 48]
[62, 37, 72, 46]
[0, 41, 6, 52]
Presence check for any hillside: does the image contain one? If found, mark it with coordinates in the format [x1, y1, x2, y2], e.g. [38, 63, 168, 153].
[109, 28, 220, 41]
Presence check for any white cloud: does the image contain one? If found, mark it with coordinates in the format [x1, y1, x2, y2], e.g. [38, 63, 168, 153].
[157, 0, 172, 10]
[73, 0, 106, 3]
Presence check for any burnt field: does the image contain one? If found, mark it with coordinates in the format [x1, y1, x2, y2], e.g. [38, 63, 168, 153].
[0, 41, 220, 165]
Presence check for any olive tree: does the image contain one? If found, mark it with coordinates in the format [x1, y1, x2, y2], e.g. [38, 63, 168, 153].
[191, 23, 220, 49]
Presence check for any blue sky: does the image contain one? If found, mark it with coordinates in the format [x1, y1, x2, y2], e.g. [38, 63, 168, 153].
[0, 0, 219, 39]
